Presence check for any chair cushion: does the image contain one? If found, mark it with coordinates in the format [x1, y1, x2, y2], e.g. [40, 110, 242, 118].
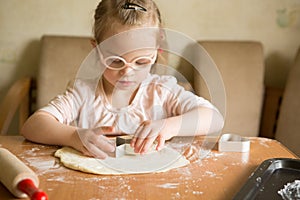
[37, 35, 92, 108]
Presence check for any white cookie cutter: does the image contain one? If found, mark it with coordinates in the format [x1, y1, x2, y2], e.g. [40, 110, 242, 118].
[218, 133, 250, 152]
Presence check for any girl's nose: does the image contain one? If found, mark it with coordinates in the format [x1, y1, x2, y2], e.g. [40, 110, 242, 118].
[119, 64, 134, 75]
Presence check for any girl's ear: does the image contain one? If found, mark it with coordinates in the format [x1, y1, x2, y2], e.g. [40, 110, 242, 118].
[90, 39, 97, 48]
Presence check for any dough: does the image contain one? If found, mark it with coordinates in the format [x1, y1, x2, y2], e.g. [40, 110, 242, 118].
[55, 146, 189, 175]
[124, 143, 157, 155]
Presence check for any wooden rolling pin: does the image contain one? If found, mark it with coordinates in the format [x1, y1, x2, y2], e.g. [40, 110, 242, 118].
[0, 148, 47, 200]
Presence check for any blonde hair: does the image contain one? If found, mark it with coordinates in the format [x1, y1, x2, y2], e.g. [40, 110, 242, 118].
[93, 0, 162, 43]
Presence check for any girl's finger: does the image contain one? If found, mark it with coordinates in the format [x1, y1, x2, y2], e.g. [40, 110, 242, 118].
[81, 147, 93, 157]
[92, 135, 115, 153]
[130, 137, 137, 148]
[85, 142, 108, 159]
[132, 124, 150, 151]
[156, 135, 165, 151]
[140, 134, 157, 153]
[94, 126, 115, 135]
[131, 124, 144, 147]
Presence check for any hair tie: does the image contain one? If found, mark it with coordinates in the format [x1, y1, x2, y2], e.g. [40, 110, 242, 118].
[122, 2, 147, 12]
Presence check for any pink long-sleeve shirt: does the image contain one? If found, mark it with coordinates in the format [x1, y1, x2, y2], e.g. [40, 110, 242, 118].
[41, 74, 216, 134]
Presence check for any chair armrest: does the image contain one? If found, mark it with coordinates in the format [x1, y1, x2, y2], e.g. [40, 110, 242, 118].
[0, 77, 32, 135]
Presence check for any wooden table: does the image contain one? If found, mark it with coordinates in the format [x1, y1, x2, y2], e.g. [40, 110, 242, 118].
[0, 136, 297, 200]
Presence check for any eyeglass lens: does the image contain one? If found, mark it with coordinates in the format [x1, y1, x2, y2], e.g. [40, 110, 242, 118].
[105, 57, 153, 70]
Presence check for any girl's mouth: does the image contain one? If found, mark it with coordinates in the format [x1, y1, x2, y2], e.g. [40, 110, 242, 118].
[117, 80, 136, 87]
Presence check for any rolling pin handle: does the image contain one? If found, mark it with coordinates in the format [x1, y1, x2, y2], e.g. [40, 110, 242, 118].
[17, 179, 48, 200]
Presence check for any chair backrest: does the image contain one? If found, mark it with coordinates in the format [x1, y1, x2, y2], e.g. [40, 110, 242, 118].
[193, 41, 265, 137]
[275, 47, 300, 156]
[37, 35, 93, 109]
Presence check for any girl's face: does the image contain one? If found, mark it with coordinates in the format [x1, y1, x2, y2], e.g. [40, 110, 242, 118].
[99, 25, 159, 91]
[102, 49, 157, 90]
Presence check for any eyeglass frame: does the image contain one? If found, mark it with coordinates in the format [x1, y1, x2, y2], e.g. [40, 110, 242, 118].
[97, 47, 158, 71]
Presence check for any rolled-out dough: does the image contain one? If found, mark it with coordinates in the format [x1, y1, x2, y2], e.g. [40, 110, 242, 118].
[54, 146, 189, 175]
[124, 143, 157, 155]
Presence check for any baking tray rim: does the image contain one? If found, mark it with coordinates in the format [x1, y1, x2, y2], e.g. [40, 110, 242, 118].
[233, 157, 300, 200]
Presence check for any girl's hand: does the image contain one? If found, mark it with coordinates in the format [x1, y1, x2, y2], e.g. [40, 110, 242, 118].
[130, 120, 175, 154]
[77, 127, 116, 159]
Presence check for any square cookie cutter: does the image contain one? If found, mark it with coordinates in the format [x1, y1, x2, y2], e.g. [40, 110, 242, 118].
[218, 133, 250, 152]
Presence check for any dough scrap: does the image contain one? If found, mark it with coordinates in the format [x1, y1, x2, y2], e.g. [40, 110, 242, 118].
[55, 146, 189, 175]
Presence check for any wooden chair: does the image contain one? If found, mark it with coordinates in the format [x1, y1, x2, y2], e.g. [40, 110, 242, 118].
[37, 35, 93, 109]
[0, 35, 93, 135]
[193, 41, 265, 137]
[0, 77, 32, 135]
[275, 47, 300, 156]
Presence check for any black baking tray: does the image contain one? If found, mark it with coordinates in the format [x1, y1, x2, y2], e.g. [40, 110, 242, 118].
[233, 158, 300, 200]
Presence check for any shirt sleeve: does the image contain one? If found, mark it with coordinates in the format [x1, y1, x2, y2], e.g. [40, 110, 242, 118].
[40, 79, 93, 124]
[156, 75, 217, 116]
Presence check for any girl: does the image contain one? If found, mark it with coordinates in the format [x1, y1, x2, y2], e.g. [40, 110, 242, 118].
[21, 0, 224, 159]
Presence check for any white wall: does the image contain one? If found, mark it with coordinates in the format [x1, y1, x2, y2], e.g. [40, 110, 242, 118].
[0, 0, 99, 97]
[1, 0, 300, 99]
[156, 0, 300, 87]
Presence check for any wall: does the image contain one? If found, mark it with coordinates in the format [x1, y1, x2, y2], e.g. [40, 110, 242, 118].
[0, 0, 99, 98]
[1, 0, 300, 100]
[155, 0, 300, 86]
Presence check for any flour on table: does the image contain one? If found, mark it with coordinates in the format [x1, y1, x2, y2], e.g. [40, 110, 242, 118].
[55, 147, 189, 175]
